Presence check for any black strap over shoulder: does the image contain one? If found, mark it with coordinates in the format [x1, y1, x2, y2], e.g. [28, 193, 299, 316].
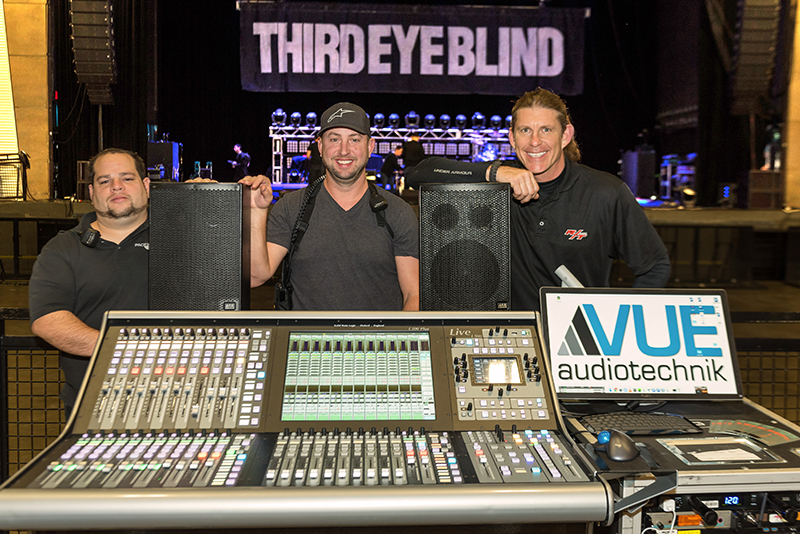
[275, 178, 395, 310]
[368, 181, 394, 238]
[275, 176, 325, 310]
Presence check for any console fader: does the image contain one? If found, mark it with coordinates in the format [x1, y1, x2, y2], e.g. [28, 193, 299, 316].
[0, 312, 611, 531]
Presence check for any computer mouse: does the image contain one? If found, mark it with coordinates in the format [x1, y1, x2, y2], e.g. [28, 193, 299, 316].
[597, 429, 640, 462]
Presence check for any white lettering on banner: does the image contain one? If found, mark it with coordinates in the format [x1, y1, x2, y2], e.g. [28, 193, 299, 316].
[392, 25, 420, 75]
[303, 23, 314, 73]
[511, 27, 536, 76]
[420, 26, 444, 75]
[253, 22, 565, 78]
[498, 27, 510, 76]
[368, 25, 392, 74]
[279, 23, 303, 73]
[316, 24, 339, 73]
[340, 24, 364, 74]
[475, 27, 495, 76]
[538, 27, 564, 76]
[253, 22, 278, 74]
[448, 27, 474, 76]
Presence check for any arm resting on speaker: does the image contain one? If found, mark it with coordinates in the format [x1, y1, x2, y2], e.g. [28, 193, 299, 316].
[31, 311, 99, 357]
[241, 175, 287, 287]
[404, 157, 491, 189]
[406, 158, 539, 203]
[396, 256, 420, 311]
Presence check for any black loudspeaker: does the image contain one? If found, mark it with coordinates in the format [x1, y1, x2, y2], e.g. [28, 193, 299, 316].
[70, 0, 115, 104]
[149, 182, 250, 311]
[419, 183, 511, 311]
[730, 0, 781, 114]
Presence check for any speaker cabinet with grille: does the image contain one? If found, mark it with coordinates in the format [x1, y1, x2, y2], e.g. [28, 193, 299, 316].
[149, 182, 250, 311]
[419, 183, 511, 311]
[70, 0, 116, 104]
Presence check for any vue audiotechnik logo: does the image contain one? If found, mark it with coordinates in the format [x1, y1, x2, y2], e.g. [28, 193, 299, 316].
[556, 303, 728, 384]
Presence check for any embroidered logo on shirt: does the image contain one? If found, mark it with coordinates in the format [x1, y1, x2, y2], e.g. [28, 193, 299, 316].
[135, 242, 150, 250]
[564, 229, 588, 241]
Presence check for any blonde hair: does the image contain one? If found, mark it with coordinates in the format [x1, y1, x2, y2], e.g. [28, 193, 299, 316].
[511, 88, 581, 162]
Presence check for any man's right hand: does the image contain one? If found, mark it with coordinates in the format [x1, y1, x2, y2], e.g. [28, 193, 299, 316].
[494, 166, 540, 203]
[240, 175, 274, 210]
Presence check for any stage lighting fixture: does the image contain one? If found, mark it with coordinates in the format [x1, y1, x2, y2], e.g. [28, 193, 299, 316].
[306, 111, 317, 127]
[505, 115, 513, 129]
[374, 113, 385, 128]
[405, 111, 420, 128]
[424, 114, 436, 129]
[439, 114, 451, 129]
[388, 113, 400, 128]
[290, 111, 302, 126]
[271, 108, 286, 126]
[455, 114, 467, 130]
[471, 112, 486, 129]
[490, 115, 502, 129]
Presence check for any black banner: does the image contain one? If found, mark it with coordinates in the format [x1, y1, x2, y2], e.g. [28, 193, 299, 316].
[240, 2, 585, 95]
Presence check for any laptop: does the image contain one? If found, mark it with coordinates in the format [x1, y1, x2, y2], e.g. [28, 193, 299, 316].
[538, 287, 743, 435]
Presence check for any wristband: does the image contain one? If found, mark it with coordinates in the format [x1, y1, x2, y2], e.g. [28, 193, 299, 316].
[488, 160, 502, 182]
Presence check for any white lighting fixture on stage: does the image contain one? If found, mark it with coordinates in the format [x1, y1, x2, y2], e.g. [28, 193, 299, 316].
[271, 108, 286, 126]
[424, 114, 436, 129]
[305, 111, 317, 127]
[405, 111, 420, 128]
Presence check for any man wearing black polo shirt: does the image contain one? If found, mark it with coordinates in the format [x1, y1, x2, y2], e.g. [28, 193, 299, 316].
[29, 148, 150, 416]
[406, 88, 670, 311]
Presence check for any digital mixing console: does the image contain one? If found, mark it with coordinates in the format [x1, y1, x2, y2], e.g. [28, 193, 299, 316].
[0, 311, 612, 530]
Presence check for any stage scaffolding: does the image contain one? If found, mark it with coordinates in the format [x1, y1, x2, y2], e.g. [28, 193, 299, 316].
[269, 126, 514, 184]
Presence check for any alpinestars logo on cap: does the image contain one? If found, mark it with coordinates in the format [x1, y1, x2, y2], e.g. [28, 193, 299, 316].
[328, 108, 355, 122]
[565, 229, 588, 240]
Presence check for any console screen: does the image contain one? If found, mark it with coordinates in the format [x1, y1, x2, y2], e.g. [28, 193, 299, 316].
[472, 356, 523, 385]
[280, 331, 436, 421]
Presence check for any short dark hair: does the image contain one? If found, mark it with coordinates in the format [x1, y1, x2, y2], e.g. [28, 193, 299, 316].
[88, 148, 147, 184]
[234, 143, 242, 149]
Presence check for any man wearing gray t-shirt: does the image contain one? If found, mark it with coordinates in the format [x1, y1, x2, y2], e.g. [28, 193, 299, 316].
[243, 102, 420, 310]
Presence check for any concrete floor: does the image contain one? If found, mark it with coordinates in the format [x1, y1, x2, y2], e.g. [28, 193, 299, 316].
[2, 279, 798, 339]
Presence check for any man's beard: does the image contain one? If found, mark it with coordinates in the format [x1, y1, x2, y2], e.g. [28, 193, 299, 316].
[324, 159, 368, 185]
[97, 202, 148, 220]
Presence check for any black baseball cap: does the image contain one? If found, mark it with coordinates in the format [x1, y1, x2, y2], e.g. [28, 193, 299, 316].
[318, 102, 371, 136]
